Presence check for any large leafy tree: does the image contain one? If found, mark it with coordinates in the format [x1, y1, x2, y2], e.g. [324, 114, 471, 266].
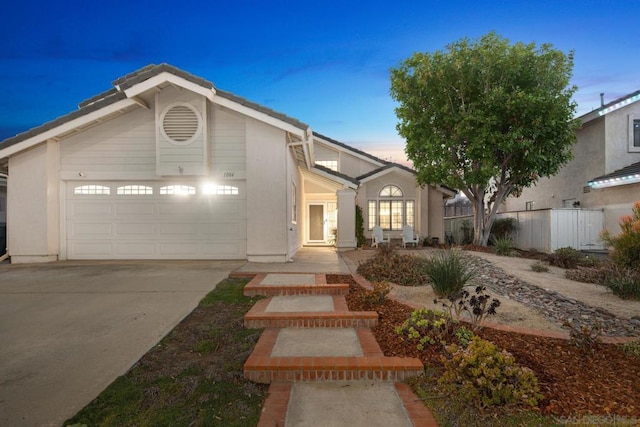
[390, 32, 579, 246]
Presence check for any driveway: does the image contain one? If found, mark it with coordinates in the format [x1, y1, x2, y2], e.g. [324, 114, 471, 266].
[0, 260, 243, 427]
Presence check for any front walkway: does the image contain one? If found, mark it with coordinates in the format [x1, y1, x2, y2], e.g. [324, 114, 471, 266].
[232, 265, 437, 426]
[234, 247, 351, 274]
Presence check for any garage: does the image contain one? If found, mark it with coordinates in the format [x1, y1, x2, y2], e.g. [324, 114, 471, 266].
[64, 181, 246, 260]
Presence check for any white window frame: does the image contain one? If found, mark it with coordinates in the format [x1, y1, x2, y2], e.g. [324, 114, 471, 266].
[291, 182, 297, 224]
[315, 160, 338, 171]
[368, 185, 415, 231]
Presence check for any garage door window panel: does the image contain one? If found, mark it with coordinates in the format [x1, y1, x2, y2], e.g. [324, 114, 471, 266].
[159, 185, 196, 195]
[74, 185, 111, 195]
[117, 185, 153, 195]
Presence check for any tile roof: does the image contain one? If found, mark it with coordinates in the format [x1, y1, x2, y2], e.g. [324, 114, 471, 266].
[0, 63, 309, 151]
[588, 161, 640, 185]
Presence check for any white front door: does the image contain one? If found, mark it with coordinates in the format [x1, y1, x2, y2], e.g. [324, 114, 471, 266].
[308, 204, 326, 243]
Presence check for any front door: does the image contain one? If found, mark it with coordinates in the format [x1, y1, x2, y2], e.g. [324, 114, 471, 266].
[308, 204, 325, 242]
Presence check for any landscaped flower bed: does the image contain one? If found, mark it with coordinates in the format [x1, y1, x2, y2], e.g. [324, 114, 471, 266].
[329, 274, 640, 423]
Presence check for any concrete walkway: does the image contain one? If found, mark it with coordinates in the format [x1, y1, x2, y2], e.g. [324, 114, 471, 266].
[234, 247, 351, 274]
[235, 250, 438, 427]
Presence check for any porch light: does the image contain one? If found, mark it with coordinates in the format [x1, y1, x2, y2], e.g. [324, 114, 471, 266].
[598, 94, 640, 116]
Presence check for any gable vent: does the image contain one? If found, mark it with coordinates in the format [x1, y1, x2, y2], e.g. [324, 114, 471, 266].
[160, 103, 201, 145]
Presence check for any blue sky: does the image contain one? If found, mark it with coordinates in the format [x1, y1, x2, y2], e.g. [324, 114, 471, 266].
[1, 0, 639, 164]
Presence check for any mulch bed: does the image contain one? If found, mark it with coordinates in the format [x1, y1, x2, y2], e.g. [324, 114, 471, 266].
[328, 274, 640, 418]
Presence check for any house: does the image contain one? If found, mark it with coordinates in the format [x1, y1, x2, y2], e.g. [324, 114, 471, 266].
[502, 90, 640, 247]
[0, 64, 453, 264]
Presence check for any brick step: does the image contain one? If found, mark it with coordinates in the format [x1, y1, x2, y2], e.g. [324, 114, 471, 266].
[244, 297, 378, 328]
[244, 355, 424, 384]
[244, 328, 424, 384]
[244, 283, 349, 297]
[240, 273, 350, 297]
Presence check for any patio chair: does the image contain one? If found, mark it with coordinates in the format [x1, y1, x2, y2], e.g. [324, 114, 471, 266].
[402, 224, 420, 248]
[371, 226, 390, 248]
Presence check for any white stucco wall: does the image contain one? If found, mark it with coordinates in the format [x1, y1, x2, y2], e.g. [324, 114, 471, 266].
[8, 142, 59, 262]
[245, 118, 288, 262]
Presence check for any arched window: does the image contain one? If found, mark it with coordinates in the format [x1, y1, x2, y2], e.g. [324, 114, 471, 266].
[368, 185, 415, 231]
[379, 185, 403, 197]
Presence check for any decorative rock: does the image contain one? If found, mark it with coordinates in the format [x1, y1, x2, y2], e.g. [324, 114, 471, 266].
[465, 254, 640, 337]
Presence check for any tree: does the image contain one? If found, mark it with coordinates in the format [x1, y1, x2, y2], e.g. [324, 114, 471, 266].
[390, 32, 579, 245]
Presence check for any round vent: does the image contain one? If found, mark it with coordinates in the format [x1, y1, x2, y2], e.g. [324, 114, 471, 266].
[160, 103, 202, 145]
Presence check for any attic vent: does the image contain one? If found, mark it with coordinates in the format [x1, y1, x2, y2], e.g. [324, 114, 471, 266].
[160, 103, 202, 145]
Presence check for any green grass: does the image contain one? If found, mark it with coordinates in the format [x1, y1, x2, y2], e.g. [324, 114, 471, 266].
[64, 278, 267, 427]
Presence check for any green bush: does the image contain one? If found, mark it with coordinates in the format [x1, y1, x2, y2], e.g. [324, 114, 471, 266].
[600, 201, 640, 270]
[395, 308, 473, 350]
[492, 236, 515, 256]
[361, 281, 391, 305]
[355, 205, 367, 247]
[423, 250, 475, 297]
[439, 337, 542, 410]
[490, 217, 518, 240]
[602, 266, 640, 300]
[530, 261, 549, 272]
[357, 246, 428, 286]
[621, 339, 640, 359]
[546, 247, 583, 269]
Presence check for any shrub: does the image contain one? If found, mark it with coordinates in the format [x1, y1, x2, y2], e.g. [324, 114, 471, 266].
[355, 205, 367, 247]
[395, 308, 458, 350]
[601, 201, 640, 270]
[579, 255, 602, 268]
[565, 266, 607, 284]
[439, 337, 542, 410]
[423, 250, 475, 297]
[458, 220, 474, 245]
[621, 339, 640, 359]
[357, 246, 428, 286]
[602, 266, 640, 300]
[361, 281, 391, 305]
[563, 319, 602, 354]
[435, 285, 501, 331]
[492, 236, 515, 256]
[546, 247, 583, 269]
[395, 308, 474, 351]
[490, 217, 518, 240]
[530, 261, 549, 272]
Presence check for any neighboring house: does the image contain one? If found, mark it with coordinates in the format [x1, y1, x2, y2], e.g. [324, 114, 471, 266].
[0, 64, 453, 264]
[502, 90, 640, 246]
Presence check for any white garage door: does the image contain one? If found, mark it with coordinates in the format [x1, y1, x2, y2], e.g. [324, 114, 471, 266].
[65, 181, 246, 260]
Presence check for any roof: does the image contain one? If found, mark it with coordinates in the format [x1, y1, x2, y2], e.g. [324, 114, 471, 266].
[588, 161, 640, 188]
[312, 164, 360, 186]
[579, 89, 640, 124]
[313, 132, 388, 166]
[0, 63, 309, 152]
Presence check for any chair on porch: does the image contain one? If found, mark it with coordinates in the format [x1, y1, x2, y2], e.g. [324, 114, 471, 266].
[371, 226, 390, 248]
[402, 224, 420, 248]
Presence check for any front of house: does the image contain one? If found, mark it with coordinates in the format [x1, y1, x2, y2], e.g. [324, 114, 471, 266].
[0, 64, 452, 264]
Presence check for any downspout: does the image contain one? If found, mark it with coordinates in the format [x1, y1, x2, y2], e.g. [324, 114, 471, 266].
[0, 172, 8, 261]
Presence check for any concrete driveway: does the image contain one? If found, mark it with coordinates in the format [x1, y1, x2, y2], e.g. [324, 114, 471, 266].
[0, 260, 243, 427]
